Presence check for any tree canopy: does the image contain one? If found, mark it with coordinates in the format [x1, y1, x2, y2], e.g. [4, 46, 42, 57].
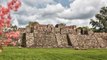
[90, 7, 107, 32]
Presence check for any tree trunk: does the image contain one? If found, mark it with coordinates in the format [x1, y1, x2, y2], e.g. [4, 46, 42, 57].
[0, 45, 3, 53]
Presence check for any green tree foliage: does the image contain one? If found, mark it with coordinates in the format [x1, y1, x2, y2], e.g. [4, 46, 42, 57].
[90, 7, 107, 32]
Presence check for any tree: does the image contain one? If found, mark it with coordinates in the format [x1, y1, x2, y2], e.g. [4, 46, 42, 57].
[90, 7, 107, 32]
[0, 0, 21, 48]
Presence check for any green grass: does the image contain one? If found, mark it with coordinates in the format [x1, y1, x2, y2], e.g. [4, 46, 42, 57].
[0, 47, 107, 60]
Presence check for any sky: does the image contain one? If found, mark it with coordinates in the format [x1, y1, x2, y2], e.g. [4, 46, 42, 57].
[0, 0, 107, 28]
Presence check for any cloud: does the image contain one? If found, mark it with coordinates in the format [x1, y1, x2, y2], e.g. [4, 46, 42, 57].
[58, 0, 106, 19]
[40, 4, 65, 18]
[1, 0, 107, 27]
[69, 0, 75, 3]
[22, 0, 56, 8]
[12, 3, 65, 27]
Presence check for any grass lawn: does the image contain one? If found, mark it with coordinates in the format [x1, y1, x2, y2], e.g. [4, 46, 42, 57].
[0, 47, 107, 60]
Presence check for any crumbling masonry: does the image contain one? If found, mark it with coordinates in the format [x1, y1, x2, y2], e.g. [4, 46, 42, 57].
[19, 23, 107, 49]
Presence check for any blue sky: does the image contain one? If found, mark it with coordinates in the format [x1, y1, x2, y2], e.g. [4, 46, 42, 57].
[55, 0, 71, 7]
[0, 0, 107, 27]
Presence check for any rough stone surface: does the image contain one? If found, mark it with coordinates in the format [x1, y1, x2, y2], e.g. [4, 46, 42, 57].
[34, 33, 57, 48]
[68, 33, 107, 49]
[20, 23, 107, 49]
[55, 33, 68, 47]
[26, 33, 35, 47]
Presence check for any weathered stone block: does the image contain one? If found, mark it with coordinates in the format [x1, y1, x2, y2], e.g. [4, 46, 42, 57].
[55, 33, 68, 47]
[34, 33, 58, 48]
[26, 33, 35, 47]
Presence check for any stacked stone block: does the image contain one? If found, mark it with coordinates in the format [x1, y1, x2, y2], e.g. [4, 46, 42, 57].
[20, 23, 107, 49]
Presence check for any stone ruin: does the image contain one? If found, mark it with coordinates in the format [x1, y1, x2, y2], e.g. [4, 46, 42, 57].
[18, 23, 107, 49]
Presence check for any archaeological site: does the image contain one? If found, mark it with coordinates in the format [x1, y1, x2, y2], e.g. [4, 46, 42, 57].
[18, 22, 107, 49]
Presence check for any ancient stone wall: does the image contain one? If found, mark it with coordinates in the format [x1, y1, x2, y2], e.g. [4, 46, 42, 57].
[55, 33, 69, 47]
[34, 33, 57, 48]
[20, 23, 107, 49]
[26, 33, 35, 47]
[68, 33, 107, 49]
[25, 33, 70, 48]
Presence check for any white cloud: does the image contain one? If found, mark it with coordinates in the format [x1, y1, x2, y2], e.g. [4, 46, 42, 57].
[58, 0, 106, 19]
[39, 3, 64, 19]
[22, 0, 56, 8]
[12, 3, 65, 27]
[12, 18, 19, 26]
[69, 0, 75, 2]
[24, 0, 55, 4]
[1, 0, 107, 27]
[44, 4, 64, 14]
